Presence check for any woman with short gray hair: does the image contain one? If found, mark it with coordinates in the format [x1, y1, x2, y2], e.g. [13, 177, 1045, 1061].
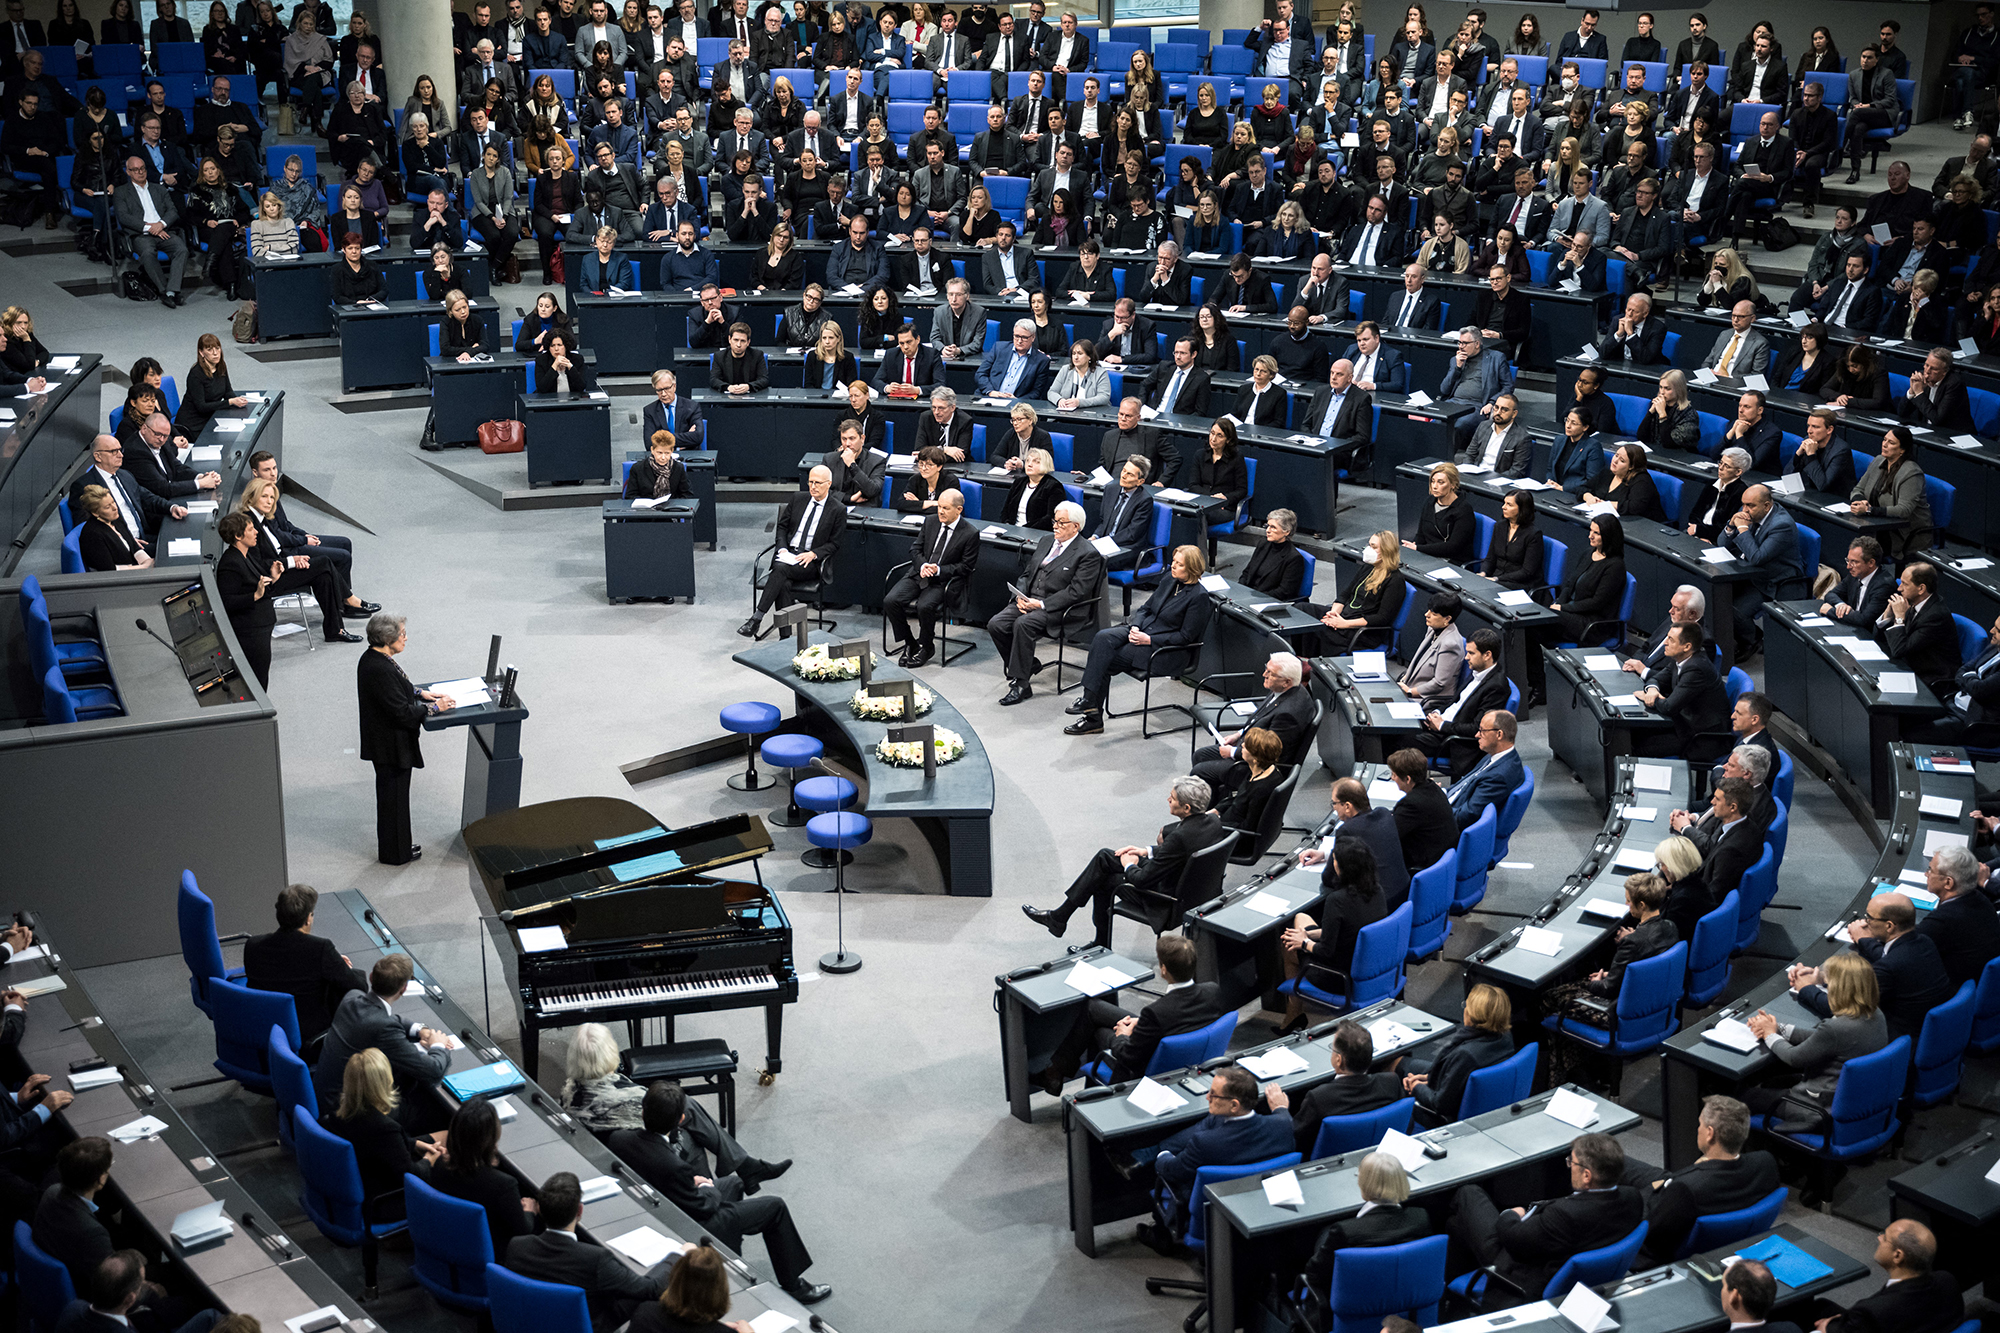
[1239, 506, 1308, 601]
[561, 1022, 648, 1132]
[1300, 1150, 1430, 1296]
[1683, 444, 1751, 541]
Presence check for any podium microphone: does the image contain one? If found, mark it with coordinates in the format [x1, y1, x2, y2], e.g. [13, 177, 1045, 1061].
[134, 618, 178, 655]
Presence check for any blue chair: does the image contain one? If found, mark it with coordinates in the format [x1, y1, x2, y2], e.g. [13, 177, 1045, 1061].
[1910, 980, 1977, 1109]
[405, 1174, 495, 1313]
[1773, 751, 1794, 809]
[1971, 955, 2000, 1055]
[95, 43, 143, 76]
[155, 40, 203, 73]
[1321, 1235, 1449, 1333]
[1488, 767, 1535, 865]
[1451, 806, 1497, 914]
[1953, 613, 1985, 668]
[296, 1112, 408, 1298]
[1927, 476, 1956, 546]
[1541, 942, 1686, 1095]
[795, 775, 858, 869]
[1277, 901, 1411, 1014]
[1299, 549, 1317, 600]
[486, 1264, 592, 1333]
[1765, 801, 1788, 867]
[1085, 1010, 1236, 1086]
[1539, 536, 1568, 597]
[59, 526, 84, 574]
[270, 1024, 316, 1154]
[179, 870, 247, 1018]
[1310, 1096, 1415, 1158]
[1683, 891, 1739, 1008]
[1751, 1036, 1910, 1202]
[1106, 502, 1175, 615]
[56, 497, 74, 532]
[718, 700, 780, 792]
[1660, 331, 1681, 364]
[1676, 1185, 1787, 1259]
[20, 578, 111, 704]
[1458, 1042, 1539, 1119]
[1405, 848, 1456, 963]
[1205, 456, 1257, 556]
[1732, 844, 1778, 956]
[760, 733, 824, 827]
[1450, 1221, 1647, 1307]
[1145, 1152, 1303, 1320]
[1652, 471, 1683, 520]
[207, 978, 299, 1093]
[13, 1220, 73, 1333]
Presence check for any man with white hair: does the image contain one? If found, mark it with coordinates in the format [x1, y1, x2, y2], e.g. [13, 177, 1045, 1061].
[1022, 776, 1226, 947]
[975, 319, 1051, 400]
[1596, 291, 1666, 364]
[1192, 653, 1312, 796]
[739, 465, 846, 639]
[1671, 744, 1775, 846]
[986, 501, 1103, 705]
[1915, 845, 2000, 987]
[461, 38, 515, 101]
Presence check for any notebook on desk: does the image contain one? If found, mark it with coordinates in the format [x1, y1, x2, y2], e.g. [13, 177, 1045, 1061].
[443, 1061, 526, 1101]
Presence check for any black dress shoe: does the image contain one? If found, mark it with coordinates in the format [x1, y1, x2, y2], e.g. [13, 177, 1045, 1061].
[1844, 169, 1861, 184]
[1064, 696, 1095, 715]
[1036, 1066, 1068, 1096]
[1000, 682, 1032, 705]
[1022, 904, 1066, 936]
[1135, 1223, 1179, 1256]
[327, 629, 362, 643]
[737, 618, 761, 638]
[1063, 713, 1103, 735]
[737, 1156, 792, 1195]
[353, 599, 382, 614]
[785, 1282, 833, 1305]
[410, 846, 421, 856]
[906, 645, 934, 667]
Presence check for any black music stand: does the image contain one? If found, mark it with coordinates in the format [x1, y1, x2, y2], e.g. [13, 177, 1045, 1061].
[887, 722, 938, 781]
[772, 604, 811, 652]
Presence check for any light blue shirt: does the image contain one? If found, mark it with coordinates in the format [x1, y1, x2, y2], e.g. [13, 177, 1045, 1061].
[1319, 387, 1347, 436]
[1000, 350, 1028, 394]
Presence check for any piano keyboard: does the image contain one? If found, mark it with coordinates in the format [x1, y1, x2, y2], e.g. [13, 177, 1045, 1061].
[534, 968, 780, 1015]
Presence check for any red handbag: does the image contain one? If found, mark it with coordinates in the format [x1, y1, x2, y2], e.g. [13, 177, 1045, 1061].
[477, 420, 525, 454]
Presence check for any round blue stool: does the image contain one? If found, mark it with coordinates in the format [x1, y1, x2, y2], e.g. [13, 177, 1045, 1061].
[759, 734, 825, 827]
[794, 776, 859, 869]
[720, 702, 782, 792]
[807, 811, 871, 974]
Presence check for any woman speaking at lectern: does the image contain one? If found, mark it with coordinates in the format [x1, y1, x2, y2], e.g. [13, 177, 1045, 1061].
[357, 613, 455, 866]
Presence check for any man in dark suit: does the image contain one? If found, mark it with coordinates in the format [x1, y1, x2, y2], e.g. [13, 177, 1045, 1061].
[607, 1083, 826, 1301]
[873, 325, 947, 396]
[1412, 627, 1509, 779]
[1555, 10, 1608, 64]
[1090, 454, 1157, 574]
[1062, 539, 1207, 735]
[1636, 624, 1731, 760]
[120, 412, 218, 503]
[1141, 339, 1211, 417]
[112, 155, 189, 305]
[1095, 397, 1175, 480]
[1820, 536, 1892, 630]
[1024, 775, 1227, 948]
[1450, 1132, 1645, 1298]
[1264, 1021, 1405, 1154]
[1662, 68, 1720, 139]
[1192, 653, 1312, 794]
[741, 466, 846, 639]
[1096, 301, 1157, 367]
[1286, 253, 1349, 324]
[1698, 778, 1763, 905]
[57, 1251, 220, 1333]
[1446, 708, 1522, 829]
[1709, 1261, 1803, 1333]
[1819, 1221, 1962, 1333]
[1914, 846, 2000, 988]
[988, 502, 1103, 703]
[641, 369, 703, 452]
[1894, 348, 1976, 435]
[69, 436, 184, 544]
[884, 489, 978, 668]
[1878, 561, 1961, 698]
[243, 884, 364, 1048]
[1715, 694, 1780, 786]
[822, 418, 886, 509]
[1723, 111, 1794, 247]
[979, 12, 1035, 102]
[1322, 777, 1412, 908]
[0, 2, 44, 76]
[1038, 934, 1223, 1094]
[503, 1173, 680, 1330]
[311, 954, 451, 1117]
[1145, 1063, 1296, 1244]
[33, 1139, 122, 1293]
[1717, 487, 1797, 657]
[823, 213, 882, 289]
[1336, 195, 1403, 268]
[1596, 292, 1667, 365]
[357, 613, 450, 866]
[1340, 323, 1403, 398]
[1811, 252, 1882, 334]
[1037, 10, 1089, 103]
[1299, 359, 1373, 454]
[1811, 892, 1953, 1040]
[1377, 263, 1441, 330]
[1635, 1095, 1780, 1265]
[1670, 16, 1721, 78]
[1387, 748, 1457, 873]
[1912, 614, 2000, 750]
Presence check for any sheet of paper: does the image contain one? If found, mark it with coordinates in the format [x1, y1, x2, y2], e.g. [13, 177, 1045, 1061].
[1924, 829, 1969, 855]
[1691, 368, 1718, 385]
[1404, 390, 1433, 406]
[1787, 309, 1812, 328]
[69, 1066, 124, 1091]
[1699, 547, 1736, 564]
[1987, 1156, 2000, 1186]
[1089, 534, 1120, 556]
[1062, 961, 1118, 996]
[107, 1115, 167, 1142]
[517, 925, 567, 954]
[1559, 277, 1582, 294]
[1957, 557, 1994, 570]
[1877, 671, 1918, 694]
[1633, 764, 1673, 792]
[1582, 654, 1620, 671]
[1239, 1044, 1310, 1079]
[1704, 1017, 1760, 1053]
[1742, 373, 1769, 392]
[1384, 701, 1423, 720]
[1495, 589, 1535, 606]
[1612, 845, 1656, 871]
[1952, 435, 1986, 450]
[1920, 794, 1964, 819]
[1580, 899, 1629, 920]
[1199, 573, 1229, 593]
[1262, 1169, 1305, 1208]
[1367, 1018, 1418, 1050]
[1516, 926, 1564, 956]
[45, 355, 79, 372]
[1544, 1087, 1602, 1128]
[748, 1312, 799, 1333]
[1377, 1127, 1429, 1173]
[1898, 866, 1930, 887]
[1576, 343, 1601, 361]
[3, 944, 44, 963]
[1127, 1076, 1185, 1116]
[1369, 778, 1404, 806]
[1558, 1280, 1616, 1333]
[1797, 615, 1832, 627]
[1903, 886, 1941, 909]
[1845, 638, 1888, 661]
[775, 549, 801, 565]
[579, 1175, 622, 1203]
[607, 1226, 682, 1268]
[1620, 806, 1657, 822]
[1242, 890, 1291, 918]
[1602, 693, 1642, 709]
[1432, 566, 1462, 580]
[189, 445, 222, 463]
[1350, 651, 1388, 679]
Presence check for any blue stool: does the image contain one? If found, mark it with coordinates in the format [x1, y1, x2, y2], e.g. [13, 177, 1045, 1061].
[807, 811, 870, 973]
[795, 776, 859, 869]
[760, 734, 824, 827]
[720, 702, 782, 792]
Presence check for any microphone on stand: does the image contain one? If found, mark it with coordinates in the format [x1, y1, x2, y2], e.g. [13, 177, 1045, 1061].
[134, 618, 178, 655]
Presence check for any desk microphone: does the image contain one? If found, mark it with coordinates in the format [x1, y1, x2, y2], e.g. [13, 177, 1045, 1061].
[134, 618, 177, 655]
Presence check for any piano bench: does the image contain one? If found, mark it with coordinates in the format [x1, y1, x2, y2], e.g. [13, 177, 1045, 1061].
[622, 1038, 740, 1134]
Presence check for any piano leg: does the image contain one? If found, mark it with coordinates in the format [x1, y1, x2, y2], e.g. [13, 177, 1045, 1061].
[521, 1017, 543, 1082]
[761, 1001, 784, 1083]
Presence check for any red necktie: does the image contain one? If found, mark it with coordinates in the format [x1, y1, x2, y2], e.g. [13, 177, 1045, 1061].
[904, 357, 913, 384]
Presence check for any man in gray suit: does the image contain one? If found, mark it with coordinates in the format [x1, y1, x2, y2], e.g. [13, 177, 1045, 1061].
[929, 277, 987, 362]
[987, 500, 1104, 704]
[311, 953, 451, 1119]
[1701, 301, 1769, 379]
[924, 9, 973, 94]
[112, 155, 187, 306]
[909, 139, 965, 232]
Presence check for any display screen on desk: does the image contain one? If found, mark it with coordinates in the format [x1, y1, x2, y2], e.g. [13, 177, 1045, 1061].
[161, 581, 213, 645]
[161, 583, 244, 692]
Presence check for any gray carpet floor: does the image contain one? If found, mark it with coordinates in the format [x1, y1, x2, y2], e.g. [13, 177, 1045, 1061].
[9, 120, 1994, 1330]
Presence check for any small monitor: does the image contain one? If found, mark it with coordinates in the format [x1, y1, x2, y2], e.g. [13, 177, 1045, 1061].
[485, 633, 503, 684]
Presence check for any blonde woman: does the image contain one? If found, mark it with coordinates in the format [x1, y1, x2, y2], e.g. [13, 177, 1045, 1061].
[1697, 246, 1759, 311]
[1317, 529, 1405, 651]
[1545, 135, 1585, 197]
[326, 1048, 442, 1216]
[236, 475, 368, 630]
[801, 319, 857, 391]
[561, 1022, 648, 1133]
[1744, 951, 1887, 1135]
[750, 220, 802, 291]
[76, 484, 152, 572]
[248, 190, 300, 258]
[1183, 79, 1228, 146]
[1265, 200, 1313, 260]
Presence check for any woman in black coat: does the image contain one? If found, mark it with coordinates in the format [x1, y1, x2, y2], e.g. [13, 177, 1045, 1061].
[1240, 508, 1309, 601]
[999, 448, 1065, 530]
[1234, 354, 1289, 428]
[102, 0, 143, 44]
[1683, 447, 1749, 542]
[1278, 835, 1386, 1030]
[1545, 871, 1680, 1082]
[1529, 513, 1628, 702]
[438, 291, 489, 358]
[1054, 241, 1118, 305]
[1581, 443, 1665, 523]
[1408, 461, 1475, 562]
[515, 291, 572, 357]
[1182, 419, 1249, 512]
[1824, 344, 1891, 412]
[533, 331, 597, 394]
[624, 431, 691, 500]
[176, 333, 248, 437]
[330, 233, 383, 304]
[1767, 322, 1835, 398]
[893, 448, 957, 515]
[1483, 489, 1542, 589]
[1217, 728, 1285, 837]
[75, 485, 152, 572]
[1397, 983, 1514, 1123]
[215, 511, 276, 690]
[324, 1049, 440, 1219]
[428, 1099, 540, 1255]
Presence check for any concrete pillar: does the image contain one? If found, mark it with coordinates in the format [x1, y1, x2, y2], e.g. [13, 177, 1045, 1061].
[371, 0, 455, 115]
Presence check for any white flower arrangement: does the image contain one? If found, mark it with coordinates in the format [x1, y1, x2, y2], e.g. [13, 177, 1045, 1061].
[792, 644, 877, 682]
[850, 684, 935, 720]
[875, 727, 966, 767]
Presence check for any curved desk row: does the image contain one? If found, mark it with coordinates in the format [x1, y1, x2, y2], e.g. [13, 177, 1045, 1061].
[1310, 656, 1429, 775]
[1657, 742, 1975, 1166]
[8, 914, 366, 1329]
[0, 354, 101, 578]
[1544, 648, 1676, 810]
[155, 392, 286, 566]
[250, 249, 492, 340]
[320, 891, 821, 1329]
[731, 634, 994, 896]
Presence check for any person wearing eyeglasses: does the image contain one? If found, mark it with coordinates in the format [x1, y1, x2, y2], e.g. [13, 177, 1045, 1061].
[1808, 892, 1953, 1042]
[1448, 1132, 1645, 1299]
[1139, 1062, 1294, 1253]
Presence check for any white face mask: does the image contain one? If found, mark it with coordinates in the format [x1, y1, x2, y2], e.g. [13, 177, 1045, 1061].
[1561, 76, 1576, 88]
[1362, 545, 1380, 565]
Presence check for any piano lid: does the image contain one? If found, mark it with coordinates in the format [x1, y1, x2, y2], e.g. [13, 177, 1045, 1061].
[464, 797, 774, 914]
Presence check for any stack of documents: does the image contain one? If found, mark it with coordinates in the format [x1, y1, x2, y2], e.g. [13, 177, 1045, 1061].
[1544, 1087, 1601, 1128]
[1238, 1045, 1311, 1080]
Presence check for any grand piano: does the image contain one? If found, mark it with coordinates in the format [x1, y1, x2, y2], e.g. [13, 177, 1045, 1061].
[465, 797, 793, 1081]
